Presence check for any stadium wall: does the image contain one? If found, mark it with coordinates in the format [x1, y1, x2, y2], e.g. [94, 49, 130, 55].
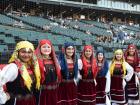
[27, 0, 140, 14]
[98, 0, 140, 12]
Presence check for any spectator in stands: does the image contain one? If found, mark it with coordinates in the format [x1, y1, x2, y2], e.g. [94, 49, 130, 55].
[19, 21, 24, 28]
[112, 31, 118, 43]
[117, 30, 125, 44]
[136, 32, 140, 39]
[77, 45, 97, 105]
[134, 24, 139, 28]
[13, 20, 19, 27]
[124, 32, 128, 40]
[86, 30, 91, 35]
[13, 20, 24, 28]
[74, 25, 79, 29]
[43, 24, 50, 31]
[124, 44, 140, 105]
[35, 39, 61, 105]
[104, 37, 108, 43]
[97, 36, 104, 43]
[60, 19, 64, 26]
[24, 13, 29, 17]
[58, 42, 82, 105]
[96, 36, 101, 42]
[96, 50, 111, 105]
[130, 31, 134, 37]
[109, 49, 133, 105]
[108, 36, 112, 43]
[0, 41, 41, 105]
[129, 21, 134, 26]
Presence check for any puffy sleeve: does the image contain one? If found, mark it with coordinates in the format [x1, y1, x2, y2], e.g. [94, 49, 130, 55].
[108, 61, 112, 69]
[105, 70, 110, 93]
[0, 63, 18, 85]
[78, 59, 83, 70]
[0, 86, 9, 104]
[105, 73, 111, 105]
[105, 61, 112, 93]
[77, 59, 83, 80]
[124, 62, 134, 82]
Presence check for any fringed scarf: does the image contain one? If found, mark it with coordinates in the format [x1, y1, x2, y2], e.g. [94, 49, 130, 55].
[59, 42, 78, 79]
[96, 50, 109, 77]
[9, 41, 41, 91]
[81, 45, 97, 78]
[110, 49, 126, 77]
[124, 44, 139, 68]
[35, 39, 61, 83]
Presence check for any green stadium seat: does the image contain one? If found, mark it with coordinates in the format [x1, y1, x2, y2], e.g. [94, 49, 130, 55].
[0, 45, 8, 52]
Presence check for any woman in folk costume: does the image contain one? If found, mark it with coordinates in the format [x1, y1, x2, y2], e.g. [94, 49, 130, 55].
[0, 41, 41, 105]
[96, 50, 111, 105]
[109, 49, 133, 105]
[35, 39, 61, 105]
[124, 44, 140, 104]
[57, 42, 82, 105]
[77, 45, 98, 105]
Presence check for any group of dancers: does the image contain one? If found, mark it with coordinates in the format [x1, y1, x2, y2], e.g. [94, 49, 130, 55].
[0, 39, 140, 105]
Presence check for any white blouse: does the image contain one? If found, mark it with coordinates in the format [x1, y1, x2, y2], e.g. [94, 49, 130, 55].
[0, 86, 8, 104]
[74, 59, 83, 85]
[123, 62, 134, 81]
[0, 63, 18, 104]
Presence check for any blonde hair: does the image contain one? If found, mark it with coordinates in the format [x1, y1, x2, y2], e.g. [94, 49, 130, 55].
[9, 41, 40, 91]
[110, 49, 126, 77]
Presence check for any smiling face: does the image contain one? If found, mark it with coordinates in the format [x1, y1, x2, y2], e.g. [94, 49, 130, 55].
[84, 48, 92, 59]
[65, 46, 74, 58]
[97, 53, 104, 62]
[115, 53, 123, 61]
[128, 47, 135, 56]
[18, 48, 33, 63]
[40, 43, 52, 55]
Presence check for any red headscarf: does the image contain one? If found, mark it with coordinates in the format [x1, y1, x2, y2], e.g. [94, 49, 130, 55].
[81, 45, 98, 78]
[124, 44, 139, 68]
[35, 39, 61, 83]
